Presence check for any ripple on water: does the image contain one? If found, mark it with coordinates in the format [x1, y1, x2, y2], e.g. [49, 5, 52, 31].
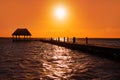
[0, 41, 120, 79]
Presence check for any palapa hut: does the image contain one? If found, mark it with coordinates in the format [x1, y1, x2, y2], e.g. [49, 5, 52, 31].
[12, 28, 32, 41]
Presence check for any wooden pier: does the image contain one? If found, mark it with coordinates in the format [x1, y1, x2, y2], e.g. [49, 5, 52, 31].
[40, 39, 120, 62]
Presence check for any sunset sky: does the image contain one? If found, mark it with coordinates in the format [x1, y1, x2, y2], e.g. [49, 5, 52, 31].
[0, 0, 120, 38]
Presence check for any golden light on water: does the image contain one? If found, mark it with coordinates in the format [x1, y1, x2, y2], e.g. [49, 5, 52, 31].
[40, 45, 91, 79]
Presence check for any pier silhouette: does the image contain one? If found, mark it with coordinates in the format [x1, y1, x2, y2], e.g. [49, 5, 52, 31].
[11, 29, 120, 61]
[40, 37, 120, 62]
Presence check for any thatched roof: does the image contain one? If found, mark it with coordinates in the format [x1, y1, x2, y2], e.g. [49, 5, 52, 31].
[12, 28, 31, 36]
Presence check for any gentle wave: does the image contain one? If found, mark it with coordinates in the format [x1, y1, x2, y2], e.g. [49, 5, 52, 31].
[0, 39, 120, 79]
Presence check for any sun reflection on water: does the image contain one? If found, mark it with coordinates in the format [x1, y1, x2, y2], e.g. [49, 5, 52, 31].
[0, 41, 120, 79]
[39, 45, 89, 80]
[41, 46, 75, 79]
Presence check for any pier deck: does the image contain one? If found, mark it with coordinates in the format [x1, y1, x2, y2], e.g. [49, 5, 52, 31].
[40, 39, 120, 62]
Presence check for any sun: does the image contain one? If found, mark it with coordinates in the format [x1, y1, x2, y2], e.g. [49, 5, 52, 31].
[54, 6, 67, 20]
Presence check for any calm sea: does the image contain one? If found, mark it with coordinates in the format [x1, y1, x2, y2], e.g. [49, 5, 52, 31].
[0, 38, 120, 80]
[58, 38, 120, 48]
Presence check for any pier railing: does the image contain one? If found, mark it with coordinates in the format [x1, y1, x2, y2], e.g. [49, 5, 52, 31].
[40, 37, 120, 62]
[48, 37, 120, 49]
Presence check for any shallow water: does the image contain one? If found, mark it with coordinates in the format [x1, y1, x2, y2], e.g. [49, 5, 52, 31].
[0, 39, 120, 80]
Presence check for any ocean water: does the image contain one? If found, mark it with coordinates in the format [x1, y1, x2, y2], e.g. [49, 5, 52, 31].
[77, 38, 120, 48]
[0, 38, 120, 80]
[58, 38, 120, 48]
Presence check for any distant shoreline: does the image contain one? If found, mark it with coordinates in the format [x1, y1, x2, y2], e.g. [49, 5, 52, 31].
[0, 37, 120, 39]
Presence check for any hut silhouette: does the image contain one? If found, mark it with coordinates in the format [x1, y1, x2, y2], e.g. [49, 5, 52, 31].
[12, 28, 32, 41]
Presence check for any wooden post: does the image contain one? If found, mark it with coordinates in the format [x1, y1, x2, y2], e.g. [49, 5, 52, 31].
[58, 37, 60, 42]
[64, 37, 65, 43]
[24, 35, 25, 41]
[26, 36, 28, 41]
[18, 35, 20, 41]
[85, 37, 88, 45]
[51, 37, 53, 41]
[29, 36, 31, 41]
[16, 35, 17, 41]
[12, 35, 14, 42]
[73, 37, 76, 44]
[67, 37, 69, 43]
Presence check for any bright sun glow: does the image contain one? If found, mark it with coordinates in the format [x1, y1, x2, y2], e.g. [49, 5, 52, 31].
[54, 6, 67, 20]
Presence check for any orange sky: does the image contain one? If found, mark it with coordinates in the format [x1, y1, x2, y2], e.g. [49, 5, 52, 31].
[0, 0, 120, 38]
